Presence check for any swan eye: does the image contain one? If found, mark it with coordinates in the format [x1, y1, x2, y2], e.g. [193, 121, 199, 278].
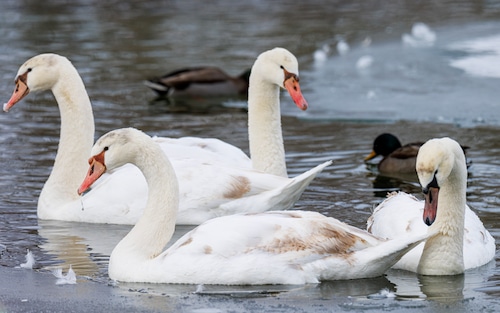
[280, 65, 284, 69]
[422, 173, 439, 194]
[103, 146, 109, 151]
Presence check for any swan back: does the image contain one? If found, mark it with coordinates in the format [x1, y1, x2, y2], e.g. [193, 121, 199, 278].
[416, 137, 467, 275]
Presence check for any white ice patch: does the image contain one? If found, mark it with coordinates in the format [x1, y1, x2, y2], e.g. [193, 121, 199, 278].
[449, 34, 500, 78]
[402, 22, 436, 47]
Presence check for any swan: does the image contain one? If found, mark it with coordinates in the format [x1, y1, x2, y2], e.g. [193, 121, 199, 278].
[144, 66, 251, 97]
[367, 138, 495, 275]
[77, 127, 430, 284]
[3, 49, 331, 225]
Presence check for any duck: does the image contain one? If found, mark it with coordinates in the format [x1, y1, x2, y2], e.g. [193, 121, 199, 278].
[77, 127, 430, 284]
[144, 66, 251, 97]
[364, 133, 423, 174]
[3, 48, 331, 225]
[365, 133, 470, 175]
[367, 137, 495, 275]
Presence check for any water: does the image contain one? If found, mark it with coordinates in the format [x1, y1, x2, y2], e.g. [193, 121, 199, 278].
[1, 0, 500, 311]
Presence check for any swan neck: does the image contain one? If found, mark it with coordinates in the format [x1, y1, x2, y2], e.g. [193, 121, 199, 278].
[39, 66, 95, 211]
[248, 77, 287, 177]
[418, 165, 466, 275]
[111, 144, 179, 263]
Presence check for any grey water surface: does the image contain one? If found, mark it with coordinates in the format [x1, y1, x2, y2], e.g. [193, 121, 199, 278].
[1, 1, 500, 312]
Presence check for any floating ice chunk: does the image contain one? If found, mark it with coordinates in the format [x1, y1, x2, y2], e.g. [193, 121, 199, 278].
[336, 40, 350, 56]
[402, 22, 436, 47]
[356, 55, 373, 69]
[361, 36, 372, 48]
[412, 23, 436, 42]
[53, 265, 77, 285]
[313, 44, 330, 63]
[19, 249, 35, 269]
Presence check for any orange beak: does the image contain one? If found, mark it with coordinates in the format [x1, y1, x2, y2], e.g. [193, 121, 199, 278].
[364, 150, 378, 162]
[78, 151, 107, 195]
[423, 187, 439, 226]
[283, 69, 308, 111]
[4, 73, 30, 112]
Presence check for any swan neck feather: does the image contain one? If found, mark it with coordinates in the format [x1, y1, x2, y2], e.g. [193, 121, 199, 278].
[110, 142, 179, 272]
[418, 157, 467, 275]
[248, 73, 287, 177]
[39, 63, 95, 214]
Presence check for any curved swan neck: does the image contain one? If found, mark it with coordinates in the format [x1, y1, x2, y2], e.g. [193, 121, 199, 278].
[111, 142, 179, 263]
[248, 75, 287, 178]
[39, 62, 95, 211]
[418, 159, 467, 275]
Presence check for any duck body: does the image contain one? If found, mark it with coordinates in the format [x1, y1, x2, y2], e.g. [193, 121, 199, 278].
[367, 138, 495, 275]
[144, 66, 251, 97]
[4, 49, 329, 225]
[79, 128, 430, 284]
[364, 133, 422, 174]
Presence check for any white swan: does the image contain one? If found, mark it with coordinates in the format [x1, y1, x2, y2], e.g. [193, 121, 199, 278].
[3, 49, 330, 225]
[368, 138, 495, 275]
[78, 128, 430, 284]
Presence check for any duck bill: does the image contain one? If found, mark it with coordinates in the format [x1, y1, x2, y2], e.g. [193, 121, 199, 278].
[77, 157, 107, 195]
[364, 150, 378, 161]
[423, 187, 439, 226]
[283, 70, 308, 111]
[4, 75, 30, 112]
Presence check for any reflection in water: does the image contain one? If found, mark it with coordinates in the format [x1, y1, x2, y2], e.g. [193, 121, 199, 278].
[368, 172, 421, 198]
[148, 96, 248, 114]
[386, 262, 497, 303]
[316, 276, 395, 299]
[37, 219, 196, 279]
[37, 220, 124, 277]
[418, 274, 465, 303]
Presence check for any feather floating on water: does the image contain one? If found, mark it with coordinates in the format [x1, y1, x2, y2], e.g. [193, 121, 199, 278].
[20, 249, 35, 269]
[53, 265, 77, 285]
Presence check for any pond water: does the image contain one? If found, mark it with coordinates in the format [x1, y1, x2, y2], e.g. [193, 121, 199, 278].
[1, 1, 500, 312]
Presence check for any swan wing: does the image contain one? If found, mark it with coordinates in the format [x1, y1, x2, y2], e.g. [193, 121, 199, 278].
[141, 211, 427, 284]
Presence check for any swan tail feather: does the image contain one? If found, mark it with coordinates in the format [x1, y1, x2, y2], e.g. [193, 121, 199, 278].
[218, 160, 332, 215]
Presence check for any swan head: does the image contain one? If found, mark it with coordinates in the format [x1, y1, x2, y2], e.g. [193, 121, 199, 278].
[251, 47, 308, 110]
[4, 53, 71, 112]
[416, 137, 466, 226]
[77, 128, 150, 195]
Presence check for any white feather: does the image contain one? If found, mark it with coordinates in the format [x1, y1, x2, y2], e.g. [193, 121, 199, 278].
[53, 265, 77, 285]
[19, 249, 35, 269]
